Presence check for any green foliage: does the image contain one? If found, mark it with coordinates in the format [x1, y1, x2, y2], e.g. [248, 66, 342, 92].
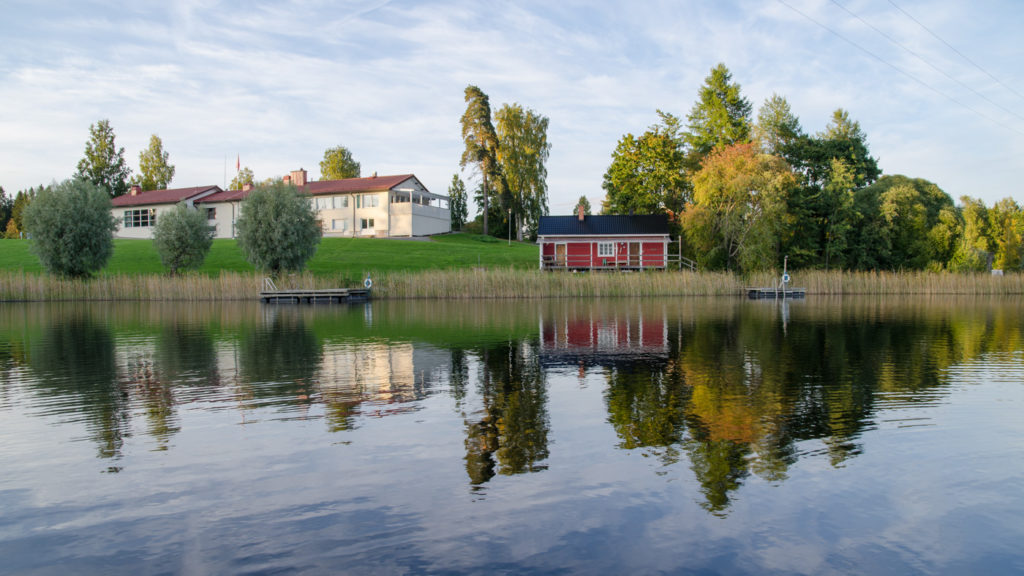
[319, 146, 361, 180]
[990, 198, 1024, 270]
[22, 179, 117, 277]
[448, 174, 468, 230]
[0, 186, 11, 233]
[152, 203, 215, 275]
[601, 111, 689, 217]
[229, 167, 255, 190]
[685, 63, 753, 167]
[4, 219, 19, 239]
[11, 187, 38, 232]
[235, 181, 321, 276]
[460, 85, 504, 236]
[76, 119, 132, 197]
[134, 134, 175, 191]
[684, 143, 797, 272]
[577, 195, 592, 215]
[755, 94, 802, 155]
[495, 103, 551, 240]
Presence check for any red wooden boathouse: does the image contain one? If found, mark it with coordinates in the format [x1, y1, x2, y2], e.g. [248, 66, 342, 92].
[537, 209, 670, 270]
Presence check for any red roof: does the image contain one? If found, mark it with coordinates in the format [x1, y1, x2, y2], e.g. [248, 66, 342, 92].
[300, 174, 415, 196]
[111, 185, 221, 207]
[195, 188, 251, 204]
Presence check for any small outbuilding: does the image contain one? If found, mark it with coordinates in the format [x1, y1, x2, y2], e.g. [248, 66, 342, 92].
[536, 210, 670, 270]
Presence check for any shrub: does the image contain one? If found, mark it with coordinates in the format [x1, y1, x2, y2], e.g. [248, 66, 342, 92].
[22, 179, 117, 277]
[236, 181, 321, 276]
[153, 202, 214, 275]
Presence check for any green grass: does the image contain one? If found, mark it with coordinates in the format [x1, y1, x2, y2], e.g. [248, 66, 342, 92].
[0, 233, 539, 277]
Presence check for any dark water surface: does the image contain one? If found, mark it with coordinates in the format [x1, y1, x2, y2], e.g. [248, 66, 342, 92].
[1, 297, 1022, 575]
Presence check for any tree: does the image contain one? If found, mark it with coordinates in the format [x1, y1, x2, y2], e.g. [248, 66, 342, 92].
[229, 167, 255, 190]
[755, 94, 802, 156]
[460, 85, 504, 236]
[11, 188, 38, 235]
[601, 111, 689, 217]
[76, 119, 132, 197]
[22, 179, 117, 277]
[684, 63, 753, 168]
[495, 103, 551, 240]
[319, 146, 361, 180]
[152, 203, 214, 275]
[236, 181, 321, 276]
[134, 134, 175, 191]
[990, 198, 1023, 270]
[448, 174, 468, 230]
[950, 196, 992, 271]
[3, 219, 18, 239]
[0, 186, 11, 233]
[684, 142, 796, 272]
[821, 158, 858, 270]
[577, 195, 592, 215]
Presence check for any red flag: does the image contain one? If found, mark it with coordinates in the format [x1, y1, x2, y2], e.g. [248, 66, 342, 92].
[236, 154, 240, 172]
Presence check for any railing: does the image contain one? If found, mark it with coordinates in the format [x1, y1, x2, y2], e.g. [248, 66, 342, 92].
[541, 254, 697, 271]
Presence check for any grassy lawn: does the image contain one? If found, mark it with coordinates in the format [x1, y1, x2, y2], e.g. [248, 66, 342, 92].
[0, 233, 539, 277]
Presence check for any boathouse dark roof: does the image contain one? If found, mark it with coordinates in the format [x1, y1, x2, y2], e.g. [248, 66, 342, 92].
[537, 214, 670, 236]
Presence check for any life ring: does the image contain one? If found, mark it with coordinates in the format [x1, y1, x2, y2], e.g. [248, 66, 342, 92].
[364, 276, 373, 289]
[781, 273, 790, 284]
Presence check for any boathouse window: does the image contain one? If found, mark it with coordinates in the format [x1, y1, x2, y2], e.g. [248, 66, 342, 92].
[206, 208, 216, 220]
[598, 242, 614, 257]
[123, 209, 157, 228]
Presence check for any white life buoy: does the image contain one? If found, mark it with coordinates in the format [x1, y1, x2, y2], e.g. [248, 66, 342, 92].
[364, 276, 373, 289]
[781, 273, 790, 284]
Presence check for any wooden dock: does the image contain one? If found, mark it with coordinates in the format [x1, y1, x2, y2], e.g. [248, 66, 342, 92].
[259, 288, 370, 304]
[746, 287, 806, 299]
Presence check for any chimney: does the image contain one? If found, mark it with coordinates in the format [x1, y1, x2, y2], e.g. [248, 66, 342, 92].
[577, 204, 585, 222]
[372, 171, 377, 178]
[290, 168, 307, 186]
[242, 183, 253, 192]
[130, 184, 141, 196]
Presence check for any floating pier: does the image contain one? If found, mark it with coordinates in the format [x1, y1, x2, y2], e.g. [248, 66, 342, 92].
[259, 278, 370, 304]
[746, 256, 805, 299]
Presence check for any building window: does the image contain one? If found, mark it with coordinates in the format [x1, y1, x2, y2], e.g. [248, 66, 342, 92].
[598, 242, 614, 257]
[332, 219, 348, 231]
[361, 218, 375, 230]
[339, 196, 348, 208]
[206, 207, 216, 220]
[316, 197, 331, 210]
[362, 194, 379, 208]
[123, 209, 157, 228]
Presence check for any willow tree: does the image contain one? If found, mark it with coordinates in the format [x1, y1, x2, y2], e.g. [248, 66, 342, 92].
[495, 103, 551, 240]
[236, 181, 321, 277]
[460, 85, 503, 236]
[22, 179, 117, 277]
[684, 142, 796, 272]
[152, 202, 214, 275]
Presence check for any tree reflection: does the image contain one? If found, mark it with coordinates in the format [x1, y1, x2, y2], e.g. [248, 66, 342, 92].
[464, 340, 550, 486]
[238, 310, 322, 408]
[28, 312, 125, 460]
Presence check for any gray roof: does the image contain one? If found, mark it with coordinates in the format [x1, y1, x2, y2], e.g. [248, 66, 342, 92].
[537, 214, 670, 236]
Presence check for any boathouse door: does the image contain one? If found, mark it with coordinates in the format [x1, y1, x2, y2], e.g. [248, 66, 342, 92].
[555, 243, 567, 267]
[628, 242, 641, 267]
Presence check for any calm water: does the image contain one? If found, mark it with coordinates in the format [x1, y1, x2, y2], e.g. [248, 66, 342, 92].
[1, 297, 1022, 575]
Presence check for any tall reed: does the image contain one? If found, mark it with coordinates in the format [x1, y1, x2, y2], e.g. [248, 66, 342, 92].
[1, 268, 1021, 301]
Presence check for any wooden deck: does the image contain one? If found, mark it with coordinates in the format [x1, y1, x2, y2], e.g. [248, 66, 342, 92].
[259, 288, 370, 304]
[746, 287, 806, 299]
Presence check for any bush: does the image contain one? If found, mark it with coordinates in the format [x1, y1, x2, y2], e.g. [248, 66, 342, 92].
[22, 179, 117, 277]
[236, 181, 321, 276]
[153, 202, 214, 275]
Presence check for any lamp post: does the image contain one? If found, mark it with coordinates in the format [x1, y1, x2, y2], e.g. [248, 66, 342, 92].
[508, 209, 512, 246]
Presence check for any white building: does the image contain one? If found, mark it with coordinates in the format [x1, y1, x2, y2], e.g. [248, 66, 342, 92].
[111, 169, 450, 239]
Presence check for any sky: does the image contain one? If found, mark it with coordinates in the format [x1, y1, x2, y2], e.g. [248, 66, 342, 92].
[1, 0, 1022, 213]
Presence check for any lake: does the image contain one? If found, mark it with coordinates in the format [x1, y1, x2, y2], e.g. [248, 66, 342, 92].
[1, 297, 1022, 575]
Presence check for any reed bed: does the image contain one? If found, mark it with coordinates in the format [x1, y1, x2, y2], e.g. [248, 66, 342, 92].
[0, 268, 1021, 302]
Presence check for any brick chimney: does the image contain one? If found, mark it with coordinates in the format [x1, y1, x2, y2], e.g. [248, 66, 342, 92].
[290, 168, 307, 186]
[283, 174, 292, 185]
[242, 183, 253, 192]
[130, 184, 141, 196]
[577, 204, 585, 221]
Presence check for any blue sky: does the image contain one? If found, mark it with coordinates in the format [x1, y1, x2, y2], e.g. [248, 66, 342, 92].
[1, 0, 1021, 212]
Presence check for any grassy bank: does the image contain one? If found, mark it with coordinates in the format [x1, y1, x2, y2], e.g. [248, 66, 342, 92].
[1, 268, 1021, 301]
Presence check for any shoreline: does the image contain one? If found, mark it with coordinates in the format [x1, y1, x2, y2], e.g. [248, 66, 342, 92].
[1, 268, 1022, 302]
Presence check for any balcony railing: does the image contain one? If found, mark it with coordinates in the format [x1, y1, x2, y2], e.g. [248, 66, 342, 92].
[541, 254, 696, 271]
